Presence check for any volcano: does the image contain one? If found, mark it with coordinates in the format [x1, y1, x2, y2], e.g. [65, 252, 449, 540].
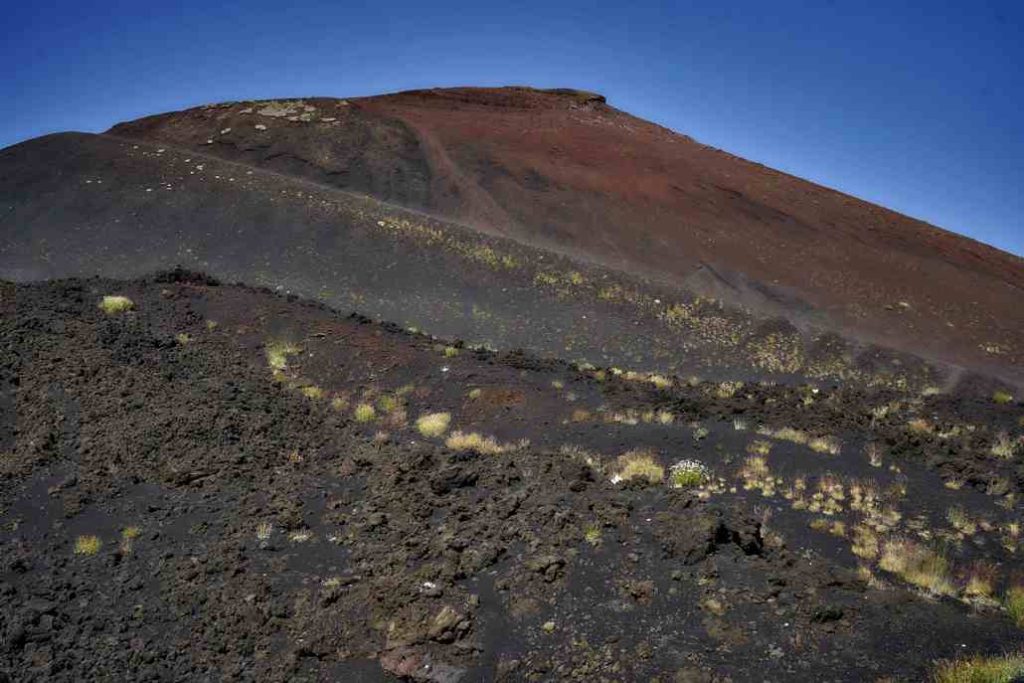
[1, 88, 1022, 681]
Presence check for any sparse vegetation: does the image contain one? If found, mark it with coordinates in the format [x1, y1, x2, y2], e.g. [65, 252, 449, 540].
[851, 524, 880, 560]
[669, 459, 709, 488]
[990, 432, 1017, 459]
[739, 456, 775, 496]
[878, 538, 955, 595]
[947, 506, 977, 536]
[964, 562, 997, 598]
[74, 535, 102, 555]
[993, 390, 1014, 405]
[265, 340, 300, 371]
[289, 530, 313, 543]
[747, 440, 772, 456]
[932, 653, 1024, 683]
[256, 522, 273, 541]
[808, 435, 842, 455]
[611, 450, 664, 484]
[120, 526, 141, 553]
[446, 431, 507, 455]
[98, 295, 134, 315]
[354, 403, 377, 422]
[416, 412, 451, 438]
[1006, 585, 1024, 627]
[300, 385, 324, 399]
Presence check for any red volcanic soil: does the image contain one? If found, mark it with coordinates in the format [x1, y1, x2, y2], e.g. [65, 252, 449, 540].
[107, 87, 1024, 381]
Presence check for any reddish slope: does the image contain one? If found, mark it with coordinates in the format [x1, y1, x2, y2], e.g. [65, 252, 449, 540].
[108, 87, 1023, 376]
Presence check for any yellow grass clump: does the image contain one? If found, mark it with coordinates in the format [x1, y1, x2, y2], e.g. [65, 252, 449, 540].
[808, 435, 842, 455]
[265, 341, 300, 371]
[300, 385, 324, 400]
[354, 403, 377, 422]
[98, 295, 134, 315]
[611, 450, 664, 484]
[878, 538, 955, 595]
[416, 412, 452, 438]
[446, 431, 506, 455]
[74, 535, 102, 555]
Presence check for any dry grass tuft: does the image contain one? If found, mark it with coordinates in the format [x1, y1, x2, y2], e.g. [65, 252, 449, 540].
[932, 653, 1024, 683]
[990, 432, 1017, 459]
[808, 435, 842, 455]
[415, 412, 452, 438]
[964, 562, 998, 599]
[611, 450, 664, 484]
[947, 506, 977, 536]
[446, 431, 506, 455]
[265, 341, 300, 371]
[74, 535, 102, 555]
[120, 526, 141, 553]
[300, 385, 324, 400]
[878, 538, 955, 595]
[851, 524, 880, 560]
[353, 403, 376, 422]
[1006, 585, 1024, 627]
[98, 295, 134, 315]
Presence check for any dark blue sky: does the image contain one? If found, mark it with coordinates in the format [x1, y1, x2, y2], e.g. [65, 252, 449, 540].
[4, 1, 1022, 255]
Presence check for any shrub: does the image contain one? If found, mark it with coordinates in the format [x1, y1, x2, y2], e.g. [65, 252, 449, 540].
[878, 538, 955, 595]
[669, 459, 708, 488]
[416, 412, 451, 438]
[932, 653, 1024, 683]
[993, 390, 1014, 405]
[98, 295, 133, 315]
[611, 450, 664, 484]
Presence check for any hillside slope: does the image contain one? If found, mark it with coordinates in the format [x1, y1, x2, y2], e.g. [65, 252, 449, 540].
[105, 87, 1024, 380]
[0, 132, 974, 390]
[1, 273, 1022, 681]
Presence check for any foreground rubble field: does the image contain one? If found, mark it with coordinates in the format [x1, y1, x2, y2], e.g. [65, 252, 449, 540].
[1, 272, 1022, 681]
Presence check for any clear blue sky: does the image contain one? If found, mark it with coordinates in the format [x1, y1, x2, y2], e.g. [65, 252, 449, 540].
[3, 1, 1022, 256]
